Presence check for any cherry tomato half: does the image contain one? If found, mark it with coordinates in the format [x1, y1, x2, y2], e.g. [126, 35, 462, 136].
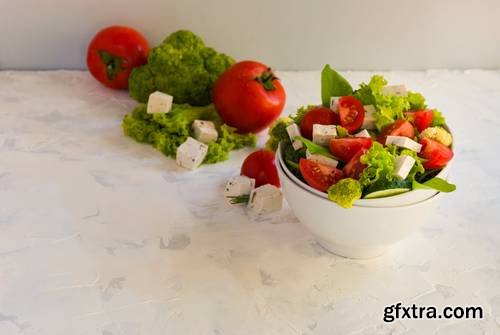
[412, 110, 433, 133]
[299, 107, 339, 139]
[419, 138, 453, 169]
[378, 119, 415, 144]
[329, 137, 373, 162]
[343, 149, 368, 180]
[337, 96, 365, 133]
[299, 158, 344, 192]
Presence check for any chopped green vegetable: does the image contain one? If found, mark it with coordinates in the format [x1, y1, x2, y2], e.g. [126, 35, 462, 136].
[295, 136, 338, 160]
[327, 178, 362, 208]
[358, 142, 396, 188]
[431, 109, 446, 127]
[412, 177, 456, 192]
[128, 30, 235, 106]
[281, 141, 306, 178]
[336, 125, 349, 138]
[321, 65, 353, 107]
[364, 188, 410, 199]
[265, 118, 293, 151]
[122, 104, 255, 164]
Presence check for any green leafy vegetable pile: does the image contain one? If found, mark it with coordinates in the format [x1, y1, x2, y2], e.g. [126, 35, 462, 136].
[123, 104, 256, 164]
[128, 30, 235, 106]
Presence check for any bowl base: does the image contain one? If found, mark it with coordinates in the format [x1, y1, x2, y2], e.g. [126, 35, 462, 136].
[317, 239, 387, 259]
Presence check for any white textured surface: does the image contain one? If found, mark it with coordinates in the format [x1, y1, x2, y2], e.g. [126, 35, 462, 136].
[1, 70, 500, 334]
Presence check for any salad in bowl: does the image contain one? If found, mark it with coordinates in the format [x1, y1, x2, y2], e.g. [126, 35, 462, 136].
[267, 65, 456, 208]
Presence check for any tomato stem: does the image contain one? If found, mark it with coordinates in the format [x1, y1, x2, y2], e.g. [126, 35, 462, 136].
[255, 68, 278, 91]
[98, 50, 124, 81]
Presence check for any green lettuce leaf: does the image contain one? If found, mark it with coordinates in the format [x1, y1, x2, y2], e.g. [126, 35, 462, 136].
[358, 142, 396, 188]
[412, 177, 456, 192]
[122, 104, 256, 164]
[431, 109, 446, 127]
[296, 136, 338, 160]
[265, 118, 293, 152]
[321, 65, 353, 107]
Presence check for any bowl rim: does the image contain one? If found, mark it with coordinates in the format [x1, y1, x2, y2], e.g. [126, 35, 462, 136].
[276, 124, 453, 208]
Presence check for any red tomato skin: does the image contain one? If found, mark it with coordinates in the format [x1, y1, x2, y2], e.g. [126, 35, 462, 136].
[299, 158, 344, 192]
[378, 119, 415, 143]
[213, 61, 286, 134]
[419, 138, 454, 169]
[299, 107, 339, 139]
[87, 26, 149, 89]
[337, 96, 365, 133]
[329, 138, 373, 162]
[343, 149, 368, 179]
[412, 110, 433, 132]
[241, 150, 280, 187]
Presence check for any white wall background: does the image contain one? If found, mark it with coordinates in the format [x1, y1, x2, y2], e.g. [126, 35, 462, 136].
[1, 0, 499, 70]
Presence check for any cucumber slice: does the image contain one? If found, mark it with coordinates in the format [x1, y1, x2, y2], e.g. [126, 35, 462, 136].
[364, 188, 411, 199]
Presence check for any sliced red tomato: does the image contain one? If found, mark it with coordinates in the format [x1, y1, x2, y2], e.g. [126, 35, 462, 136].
[343, 149, 368, 180]
[378, 119, 415, 144]
[299, 107, 339, 139]
[299, 158, 344, 192]
[419, 138, 453, 169]
[412, 110, 433, 132]
[329, 137, 373, 162]
[337, 96, 365, 133]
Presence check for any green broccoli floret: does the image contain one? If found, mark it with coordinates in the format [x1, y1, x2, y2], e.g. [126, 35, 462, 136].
[128, 30, 235, 106]
[122, 104, 255, 164]
[327, 178, 362, 208]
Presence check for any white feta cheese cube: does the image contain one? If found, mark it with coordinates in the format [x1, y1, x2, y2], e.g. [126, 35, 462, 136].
[306, 150, 339, 167]
[147, 91, 173, 114]
[362, 105, 376, 129]
[394, 155, 416, 180]
[312, 124, 337, 146]
[224, 175, 255, 204]
[381, 85, 408, 97]
[286, 123, 303, 150]
[248, 184, 283, 214]
[330, 97, 340, 112]
[176, 137, 208, 170]
[385, 135, 422, 153]
[192, 120, 218, 144]
[354, 129, 371, 138]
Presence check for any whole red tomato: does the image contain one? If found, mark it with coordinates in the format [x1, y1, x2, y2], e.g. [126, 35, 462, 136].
[241, 150, 280, 187]
[213, 61, 286, 133]
[87, 26, 149, 89]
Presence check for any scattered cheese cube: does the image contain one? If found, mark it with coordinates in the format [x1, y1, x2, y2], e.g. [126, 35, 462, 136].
[286, 123, 303, 150]
[385, 135, 422, 153]
[362, 105, 376, 129]
[192, 120, 218, 144]
[330, 97, 340, 112]
[306, 150, 339, 167]
[312, 124, 337, 146]
[224, 175, 255, 204]
[248, 184, 283, 214]
[381, 85, 408, 97]
[394, 155, 416, 180]
[176, 137, 208, 170]
[147, 91, 173, 114]
[354, 129, 371, 138]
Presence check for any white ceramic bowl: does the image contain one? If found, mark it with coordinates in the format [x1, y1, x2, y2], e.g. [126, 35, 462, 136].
[277, 145, 451, 207]
[277, 160, 443, 258]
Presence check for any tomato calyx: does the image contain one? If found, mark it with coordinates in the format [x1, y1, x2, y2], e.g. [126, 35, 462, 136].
[98, 50, 125, 80]
[255, 68, 278, 91]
